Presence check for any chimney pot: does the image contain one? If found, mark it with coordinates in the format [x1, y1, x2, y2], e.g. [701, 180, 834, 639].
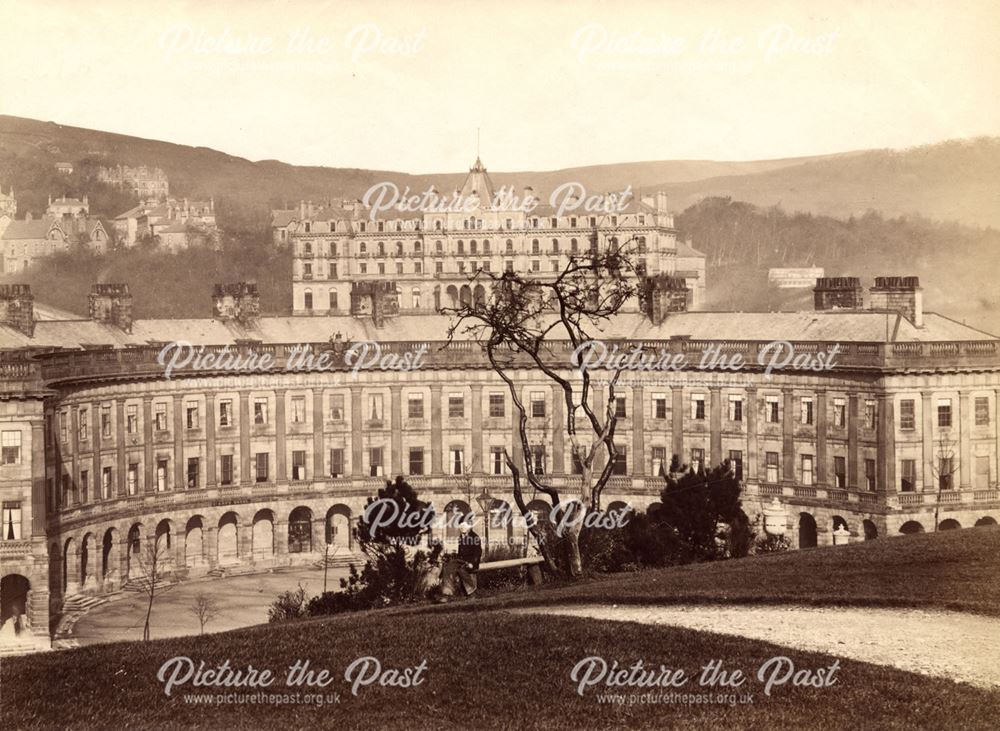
[88, 283, 133, 333]
[0, 284, 35, 336]
[869, 276, 923, 327]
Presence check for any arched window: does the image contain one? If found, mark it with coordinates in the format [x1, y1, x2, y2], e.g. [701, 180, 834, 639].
[505, 239, 513, 253]
[396, 241, 403, 255]
[470, 240, 478, 255]
[552, 238, 559, 252]
[414, 241, 422, 252]
[411, 288, 420, 309]
[329, 290, 337, 311]
[638, 236, 647, 253]
[395, 221, 402, 232]
[435, 240, 443, 253]
[359, 242, 367, 254]
[435, 220, 442, 231]
[531, 239, 539, 254]
[304, 241, 312, 255]
[483, 239, 491, 253]
[303, 289, 313, 310]
[330, 242, 337, 256]
[377, 222, 384, 232]
[570, 237, 578, 253]
[377, 242, 385, 256]
[457, 240, 465, 254]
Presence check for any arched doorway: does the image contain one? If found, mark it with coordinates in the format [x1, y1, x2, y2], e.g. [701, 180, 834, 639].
[252, 509, 275, 562]
[473, 284, 486, 306]
[101, 528, 120, 583]
[445, 285, 459, 308]
[63, 537, 78, 593]
[975, 516, 998, 527]
[80, 532, 97, 589]
[185, 516, 205, 568]
[443, 500, 472, 544]
[459, 285, 472, 307]
[154, 520, 174, 571]
[217, 513, 239, 565]
[126, 524, 142, 579]
[0, 574, 31, 633]
[325, 505, 352, 551]
[863, 519, 878, 541]
[899, 520, 924, 535]
[938, 518, 961, 531]
[797, 513, 818, 548]
[288, 507, 313, 553]
[487, 499, 514, 548]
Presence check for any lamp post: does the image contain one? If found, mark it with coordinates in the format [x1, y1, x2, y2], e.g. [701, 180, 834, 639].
[475, 488, 495, 546]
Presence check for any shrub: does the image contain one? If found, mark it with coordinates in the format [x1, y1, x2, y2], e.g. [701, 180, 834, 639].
[267, 583, 307, 623]
[476, 543, 528, 592]
[754, 534, 792, 554]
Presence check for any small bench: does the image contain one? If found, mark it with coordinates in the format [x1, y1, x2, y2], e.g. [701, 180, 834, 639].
[476, 555, 545, 585]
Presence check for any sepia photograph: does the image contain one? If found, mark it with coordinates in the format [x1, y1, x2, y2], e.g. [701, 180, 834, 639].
[0, 1, 998, 728]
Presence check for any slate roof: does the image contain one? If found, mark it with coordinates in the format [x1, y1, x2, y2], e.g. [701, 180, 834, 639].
[0, 218, 62, 240]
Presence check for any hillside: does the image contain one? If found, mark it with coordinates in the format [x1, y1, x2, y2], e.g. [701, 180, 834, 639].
[661, 138, 1000, 228]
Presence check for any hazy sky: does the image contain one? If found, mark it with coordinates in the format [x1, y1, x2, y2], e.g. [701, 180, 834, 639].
[2, 0, 998, 172]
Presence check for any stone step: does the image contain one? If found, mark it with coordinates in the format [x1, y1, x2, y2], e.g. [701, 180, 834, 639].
[121, 578, 174, 592]
[0, 637, 52, 657]
[313, 553, 365, 569]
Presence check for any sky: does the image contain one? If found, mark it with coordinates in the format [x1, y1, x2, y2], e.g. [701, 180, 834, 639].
[1, 0, 998, 173]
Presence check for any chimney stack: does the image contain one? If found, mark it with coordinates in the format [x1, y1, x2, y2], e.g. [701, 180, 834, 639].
[89, 283, 133, 333]
[640, 274, 689, 325]
[212, 282, 261, 324]
[870, 276, 923, 327]
[0, 284, 35, 336]
[813, 277, 863, 310]
[656, 191, 668, 213]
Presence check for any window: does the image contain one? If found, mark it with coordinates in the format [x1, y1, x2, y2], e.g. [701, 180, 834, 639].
[690, 448, 703, 473]
[800, 398, 814, 425]
[409, 448, 424, 475]
[833, 398, 847, 428]
[126, 404, 138, 433]
[975, 397, 990, 426]
[766, 396, 780, 423]
[286, 395, 304, 424]
[766, 452, 780, 483]
[127, 463, 139, 495]
[219, 399, 233, 427]
[900, 459, 916, 492]
[729, 450, 744, 481]
[101, 405, 112, 438]
[255, 452, 270, 483]
[408, 394, 424, 419]
[728, 395, 743, 422]
[220, 455, 233, 486]
[937, 399, 952, 428]
[368, 394, 384, 421]
[101, 466, 113, 498]
[490, 447, 504, 475]
[865, 458, 877, 491]
[303, 289, 313, 309]
[691, 394, 705, 420]
[975, 455, 991, 488]
[450, 447, 464, 475]
[834, 456, 846, 488]
[79, 469, 88, 502]
[59, 411, 67, 442]
[938, 457, 954, 490]
[489, 393, 505, 418]
[292, 450, 307, 481]
[653, 393, 667, 420]
[156, 458, 168, 491]
[612, 445, 627, 475]
[531, 446, 546, 475]
[186, 403, 199, 429]
[253, 398, 268, 425]
[865, 400, 877, 429]
[1, 431, 21, 465]
[448, 395, 464, 419]
[651, 446, 667, 477]
[79, 407, 89, 440]
[801, 455, 814, 486]
[187, 458, 199, 488]
[330, 290, 338, 310]
[900, 399, 915, 430]
[369, 447, 384, 477]
[329, 394, 345, 421]
[530, 393, 546, 418]
[325, 448, 345, 478]
[1, 502, 22, 540]
[614, 396, 627, 419]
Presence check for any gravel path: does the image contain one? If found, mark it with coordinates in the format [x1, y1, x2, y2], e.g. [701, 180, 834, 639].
[514, 604, 1000, 689]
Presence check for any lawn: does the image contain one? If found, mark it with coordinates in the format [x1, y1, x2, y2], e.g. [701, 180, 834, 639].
[4, 528, 998, 729]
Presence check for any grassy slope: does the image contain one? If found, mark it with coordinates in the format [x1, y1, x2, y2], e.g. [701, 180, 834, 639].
[3, 528, 999, 729]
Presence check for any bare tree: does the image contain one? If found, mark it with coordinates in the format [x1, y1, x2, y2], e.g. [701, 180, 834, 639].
[445, 233, 639, 576]
[188, 593, 220, 635]
[931, 435, 961, 532]
[132, 534, 175, 641]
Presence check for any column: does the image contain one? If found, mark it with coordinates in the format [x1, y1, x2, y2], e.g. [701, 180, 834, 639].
[70, 406, 79, 504]
[172, 394, 184, 489]
[92, 399, 102, 499]
[204, 526, 218, 569]
[312, 387, 325, 480]
[205, 396, 217, 487]
[30, 419, 45, 534]
[959, 392, 972, 489]
[430, 384, 443, 474]
[471, 384, 483, 473]
[390, 386, 403, 475]
[922, 391, 934, 492]
[274, 389, 287, 482]
[351, 386, 364, 477]
[745, 387, 758, 483]
[671, 386, 684, 461]
[550, 384, 564, 475]
[274, 521, 289, 558]
[782, 388, 794, 483]
[239, 392, 251, 485]
[631, 385, 644, 476]
[816, 390, 828, 486]
[847, 393, 859, 489]
[877, 393, 896, 494]
[115, 399, 126, 496]
[709, 386, 722, 467]
[143, 397, 154, 493]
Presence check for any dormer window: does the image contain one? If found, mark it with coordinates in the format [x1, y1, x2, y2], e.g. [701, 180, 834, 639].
[570, 217, 577, 227]
[359, 222, 367, 232]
